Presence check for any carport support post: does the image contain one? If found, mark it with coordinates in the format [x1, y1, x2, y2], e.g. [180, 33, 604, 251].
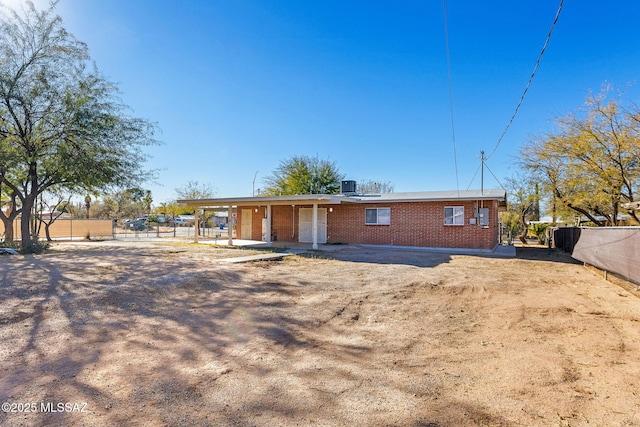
[266, 204, 272, 248]
[227, 205, 233, 246]
[194, 206, 199, 243]
[312, 203, 318, 250]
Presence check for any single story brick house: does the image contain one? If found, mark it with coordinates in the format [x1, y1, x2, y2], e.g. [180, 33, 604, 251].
[178, 188, 507, 251]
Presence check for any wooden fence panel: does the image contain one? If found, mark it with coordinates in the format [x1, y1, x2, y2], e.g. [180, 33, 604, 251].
[571, 227, 640, 285]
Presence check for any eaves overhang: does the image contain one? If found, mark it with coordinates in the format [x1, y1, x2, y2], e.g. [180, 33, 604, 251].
[177, 194, 360, 207]
[178, 189, 507, 208]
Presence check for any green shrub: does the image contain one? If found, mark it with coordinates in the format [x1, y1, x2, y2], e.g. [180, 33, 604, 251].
[20, 239, 50, 254]
[0, 241, 20, 250]
[529, 223, 549, 245]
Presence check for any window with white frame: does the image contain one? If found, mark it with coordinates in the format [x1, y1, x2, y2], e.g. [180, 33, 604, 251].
[444, 206, 464, 225]
[365, 208, 391, 225]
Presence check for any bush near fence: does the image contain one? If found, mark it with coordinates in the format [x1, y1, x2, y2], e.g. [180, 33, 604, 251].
[0, 219, 113, 240]
[552, 226, 640, 285]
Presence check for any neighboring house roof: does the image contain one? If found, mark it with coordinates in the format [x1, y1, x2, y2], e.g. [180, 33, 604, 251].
[580, 213, 632, 222]
[622, 201, 640, 210]
[178, 189, 507, 208]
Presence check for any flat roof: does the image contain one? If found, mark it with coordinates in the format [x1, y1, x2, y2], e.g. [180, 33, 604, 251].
[353, 189, 506, 203]
[178, 194, 355, 207]
[178, 189, 507, 207]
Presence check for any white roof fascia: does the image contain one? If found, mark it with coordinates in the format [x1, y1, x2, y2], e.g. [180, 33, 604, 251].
[177, 194, 354, 207]
[178, 189, 506, 207]
[351, 189, 506, 203]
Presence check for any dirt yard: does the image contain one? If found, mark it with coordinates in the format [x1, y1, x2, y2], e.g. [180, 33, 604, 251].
[1, 241, 639, 427]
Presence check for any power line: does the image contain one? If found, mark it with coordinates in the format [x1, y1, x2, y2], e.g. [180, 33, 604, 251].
[486, 0, 564, 161]
[465, 162, 482, 191]
[442, 0, 460, 195]
[466, 151, 506, 191]
[483, 157, 506, 191]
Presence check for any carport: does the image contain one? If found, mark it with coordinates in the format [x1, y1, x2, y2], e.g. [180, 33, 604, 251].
[177, 194, 356, 249]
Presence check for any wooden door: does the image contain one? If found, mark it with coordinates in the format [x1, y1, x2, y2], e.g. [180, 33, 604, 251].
[241, 209, 252, 239]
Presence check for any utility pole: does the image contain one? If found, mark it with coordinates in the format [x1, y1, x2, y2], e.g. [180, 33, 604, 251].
[252, 170, 259, 196]
[480, 150, 485, 195]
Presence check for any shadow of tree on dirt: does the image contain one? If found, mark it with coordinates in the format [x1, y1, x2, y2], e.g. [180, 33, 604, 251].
[0, 244, 526, 426]
[0, 246, 382, 425]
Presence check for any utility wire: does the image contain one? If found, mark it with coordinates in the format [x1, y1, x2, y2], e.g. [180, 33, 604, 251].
[466, 151, 506, 191]
[486, 0, 564, 161]
[484, 160, 506, 191]
[442, 0, 460, 195]
[465, 162, 482, 191]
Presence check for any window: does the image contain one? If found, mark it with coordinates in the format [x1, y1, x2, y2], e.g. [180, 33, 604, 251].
[444, 206, 464, 226]
[365, 208, 390, 225]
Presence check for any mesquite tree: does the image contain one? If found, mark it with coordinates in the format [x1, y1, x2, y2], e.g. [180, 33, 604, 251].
[263, 155, 344, 196]
[0, 2, 157, 251]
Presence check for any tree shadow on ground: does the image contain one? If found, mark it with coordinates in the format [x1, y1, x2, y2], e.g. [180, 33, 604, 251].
[0, 242, 548, 426]
[0, 245, 389, 426]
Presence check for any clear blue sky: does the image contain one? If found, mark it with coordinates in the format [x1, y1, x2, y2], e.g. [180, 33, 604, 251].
[6, 0, 640, 204]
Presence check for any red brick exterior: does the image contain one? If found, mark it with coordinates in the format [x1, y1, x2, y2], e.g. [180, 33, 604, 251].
[272, 205, 296, 242]
[236, 200, 500, 250]
[238, 207, 269, 240]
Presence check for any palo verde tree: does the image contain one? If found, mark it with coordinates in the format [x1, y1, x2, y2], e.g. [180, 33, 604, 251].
[0, 2, 157, 251]
[521, 87, 640, 226]
[263, 155, 344, 196]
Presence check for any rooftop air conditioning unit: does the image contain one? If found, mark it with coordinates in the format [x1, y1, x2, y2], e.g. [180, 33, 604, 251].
[341, 180, 357, 195]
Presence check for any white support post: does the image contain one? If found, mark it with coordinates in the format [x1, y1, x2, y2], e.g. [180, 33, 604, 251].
[228, 205, 233, 246]
[312, 203, 318, 250]
[266, 204, 272, 248]
[194, 207, 199, 243]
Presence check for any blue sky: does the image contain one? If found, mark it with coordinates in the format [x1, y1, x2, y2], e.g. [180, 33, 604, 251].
[5, 0, 640, 204]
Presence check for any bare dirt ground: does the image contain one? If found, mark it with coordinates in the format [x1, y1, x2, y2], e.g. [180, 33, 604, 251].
[1, 240, 639, 427]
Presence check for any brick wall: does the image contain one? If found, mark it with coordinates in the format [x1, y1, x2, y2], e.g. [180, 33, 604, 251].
[272, 205, 295, 241]
[236, 207, 266, 240]
[252, 208, 264, 240]
[236, 200, 500, 249]
[326, 201, 498, 249]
